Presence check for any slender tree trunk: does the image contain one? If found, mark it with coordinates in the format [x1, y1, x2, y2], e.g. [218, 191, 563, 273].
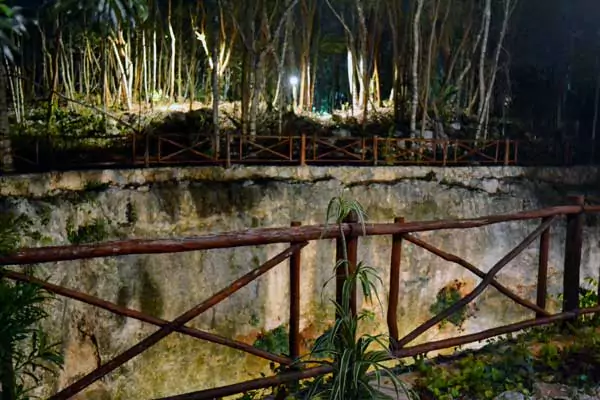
[167, 0, 176, 100]
[276, 15, 290, 135]
[420, 0, 441, 137]
[479, 0, 512, 139]
[46, 22, 61, 127]
[212, 0, 220, 156]
[356, 0, 369, 125]
[0, 62, 12, 173]
[475, 0, 491, 139]
[410, 0, 425, 137]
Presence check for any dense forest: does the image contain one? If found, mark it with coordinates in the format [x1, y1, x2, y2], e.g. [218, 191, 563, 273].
[0, 0, 599, 170]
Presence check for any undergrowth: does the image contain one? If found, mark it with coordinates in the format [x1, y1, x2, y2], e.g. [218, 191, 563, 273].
[411, 277, 600, 399]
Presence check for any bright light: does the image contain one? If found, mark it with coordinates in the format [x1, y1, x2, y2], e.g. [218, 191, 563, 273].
[289, 75, 299, 86]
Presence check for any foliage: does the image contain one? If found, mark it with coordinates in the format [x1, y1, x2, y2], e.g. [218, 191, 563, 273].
[429, 280, 470, 329]
[12, 108, 124, 137]
[66, 217, 110, 244]
[253, 326, 289, 356]
[412, 279, 600, 399]
[124, 201, 138, 226]
[52, 0, 148, 31]
[0, 212, 32, 255]
[556, 277, 598, 323]
[0, 278, 64, 400]
[414, 340, 536, 399]
[0, 0, 27, 62]
[0, 210, 63, 399]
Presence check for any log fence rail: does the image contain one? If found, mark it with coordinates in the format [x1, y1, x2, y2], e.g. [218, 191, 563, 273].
[0, 196, 599, 399]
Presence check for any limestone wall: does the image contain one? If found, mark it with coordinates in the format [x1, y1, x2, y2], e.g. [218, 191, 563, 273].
[2, 166, 600, 399]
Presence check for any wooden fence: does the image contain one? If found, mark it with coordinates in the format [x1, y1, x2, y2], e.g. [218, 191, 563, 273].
[0, 196, 599, 399]
[8, 132, 587, 172]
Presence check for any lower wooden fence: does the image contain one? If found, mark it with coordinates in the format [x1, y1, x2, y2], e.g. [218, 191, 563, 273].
[0, 195, 598, 399]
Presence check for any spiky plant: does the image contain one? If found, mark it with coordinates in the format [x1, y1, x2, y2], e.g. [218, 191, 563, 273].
[300, 196, 413, 400]
[0, 211, 63, 400]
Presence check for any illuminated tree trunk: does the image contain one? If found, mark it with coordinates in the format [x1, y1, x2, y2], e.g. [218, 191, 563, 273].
[410, 0, 425, 137]
[475, 0, 491, 139]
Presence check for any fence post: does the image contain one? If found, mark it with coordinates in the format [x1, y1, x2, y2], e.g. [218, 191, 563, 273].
[387, 217, 404, 351]
[225, 132, 231, 169]
[373, 136, 379, 166]
[336, 212, 358, 318]
[132, 133, 137, 166]
[144, 133, 150, 167]
[504, 139, 510, 166]
[300, 134, 306, 166]
[289, 221, 302, 362]
[536, 217, 551, 318]
[442, 141, 448, 167]
[562, 195, 585, 315]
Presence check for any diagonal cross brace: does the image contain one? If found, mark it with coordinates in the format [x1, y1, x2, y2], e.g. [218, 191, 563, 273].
[1, 270, 291, 366]
[48, 242, 308, 400]
[403, 233, 551, 317]
[395, 216, 556, 349]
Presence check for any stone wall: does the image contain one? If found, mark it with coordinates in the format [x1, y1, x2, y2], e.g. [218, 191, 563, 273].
[2, 166, 600, 399]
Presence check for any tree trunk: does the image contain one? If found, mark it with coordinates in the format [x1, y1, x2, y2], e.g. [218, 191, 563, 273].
[0, 62, 12, 173]
[212, 0, 220, 156]
[479, 0, 512, 140]
[167, 0, 176, 100]
[410, 0, 425, 137]
[420, 0, 441, 137]
[475, 0, 491, 139]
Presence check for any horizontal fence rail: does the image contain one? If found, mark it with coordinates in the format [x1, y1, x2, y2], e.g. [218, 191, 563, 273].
[1, 197, 600, 399]
[6, 132, 598, 173]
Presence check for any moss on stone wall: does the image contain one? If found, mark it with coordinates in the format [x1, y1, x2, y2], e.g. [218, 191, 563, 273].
[138, 265, 164, 318]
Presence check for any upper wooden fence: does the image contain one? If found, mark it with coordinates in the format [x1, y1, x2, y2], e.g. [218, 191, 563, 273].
[0, 196, 599, 399]
[8, 132, 588, 173]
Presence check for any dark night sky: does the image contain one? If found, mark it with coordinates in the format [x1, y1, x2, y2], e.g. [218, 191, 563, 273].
[511, 0, 600, 70]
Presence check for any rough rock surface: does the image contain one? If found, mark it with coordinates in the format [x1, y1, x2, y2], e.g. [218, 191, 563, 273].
[494, 383, 600, 400]
[2, 166, 600, 399]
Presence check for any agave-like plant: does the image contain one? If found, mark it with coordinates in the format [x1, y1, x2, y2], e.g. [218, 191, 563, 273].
[299, 196, 413, 400]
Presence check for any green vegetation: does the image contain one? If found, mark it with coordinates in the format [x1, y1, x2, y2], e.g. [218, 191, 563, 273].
[429, 280, 470, 329]
[125, 201, 138, 226]
[253, 326, 289, 357]
[410, 281, 600, 399]
[66, 217, 110, 244]
[0, 212, 32, 255]
[301, 197, 409, 400]
[0, 211, 63, 399]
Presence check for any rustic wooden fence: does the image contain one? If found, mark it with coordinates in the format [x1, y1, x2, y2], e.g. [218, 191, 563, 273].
[8, 132, 588, 172]
[0, 196, 599, 399]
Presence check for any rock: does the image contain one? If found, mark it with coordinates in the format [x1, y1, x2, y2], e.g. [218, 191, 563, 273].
[534, 382, 574, 399]
[532, 382, 599, 400]
[494, 391, 531, 400]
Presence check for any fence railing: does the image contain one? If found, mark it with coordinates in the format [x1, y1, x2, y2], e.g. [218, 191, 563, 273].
[7, 132, 592, 173]
[0, 196, 598, 399]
